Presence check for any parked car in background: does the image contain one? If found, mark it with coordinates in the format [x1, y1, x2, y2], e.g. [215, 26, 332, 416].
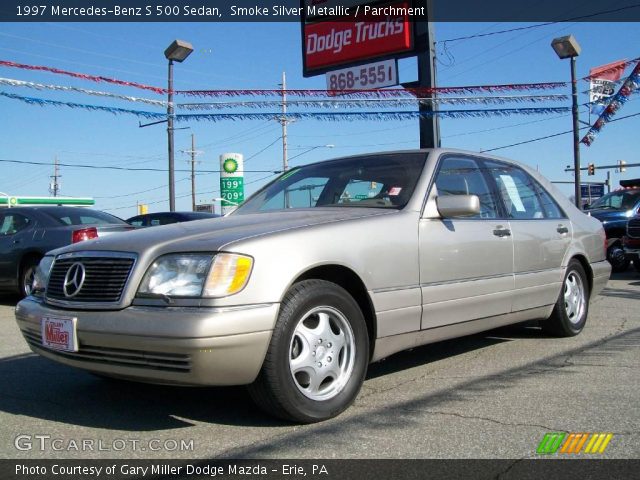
[0, 206, 134, 297]
[16, 149, 609, 422]
[584, 179, 640, 272]
[126, 211, 220, 227]
[623, 217, 640, 273]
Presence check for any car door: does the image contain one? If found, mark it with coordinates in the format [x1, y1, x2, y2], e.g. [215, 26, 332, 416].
[0, 211, 34, 289]
[419, 155, 514, 330]
[483, 160, 572, 311]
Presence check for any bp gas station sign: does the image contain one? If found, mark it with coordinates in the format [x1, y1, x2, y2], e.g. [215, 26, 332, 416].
[219, 153, 244, 215]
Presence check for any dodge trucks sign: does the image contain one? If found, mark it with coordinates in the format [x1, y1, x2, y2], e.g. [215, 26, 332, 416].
[302, 1, 415, 76]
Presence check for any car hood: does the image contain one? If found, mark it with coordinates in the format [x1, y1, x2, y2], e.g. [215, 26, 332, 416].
[49, 208, 393, 256]
[587, 209, 627, 221]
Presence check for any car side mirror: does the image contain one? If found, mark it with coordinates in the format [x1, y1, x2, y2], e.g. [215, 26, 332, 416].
[436, 194, 480, 218]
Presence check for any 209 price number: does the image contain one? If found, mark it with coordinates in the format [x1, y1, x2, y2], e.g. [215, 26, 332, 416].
[328, 64, 394, 91]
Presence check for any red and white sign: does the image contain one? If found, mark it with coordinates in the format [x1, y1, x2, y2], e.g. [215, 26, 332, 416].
[304, 1, 413, 73]
[41, 316, 78, 352]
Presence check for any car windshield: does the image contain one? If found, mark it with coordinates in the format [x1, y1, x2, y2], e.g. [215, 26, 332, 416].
[588, 190, 640, 210]
[44, 209, 126, 225]
[234, 153, 427, 214]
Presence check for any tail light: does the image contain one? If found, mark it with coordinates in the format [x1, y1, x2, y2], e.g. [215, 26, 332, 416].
[72, 227, 98, 243]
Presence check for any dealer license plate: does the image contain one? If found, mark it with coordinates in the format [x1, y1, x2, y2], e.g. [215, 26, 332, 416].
[41, 316, 78, 352]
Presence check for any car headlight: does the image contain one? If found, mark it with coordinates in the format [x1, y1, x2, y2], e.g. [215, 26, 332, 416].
[137, 253, 253, 298]
[32, 256, 54, 296]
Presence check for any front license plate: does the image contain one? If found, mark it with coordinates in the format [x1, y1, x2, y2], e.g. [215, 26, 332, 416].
[41, 316, 78, 352]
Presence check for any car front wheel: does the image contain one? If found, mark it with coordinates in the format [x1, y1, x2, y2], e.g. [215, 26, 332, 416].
[19, 257, 40, 298]
[542, 260, 590, 337]
[607, 244, 630, 272]
[248, 279, 369, 423]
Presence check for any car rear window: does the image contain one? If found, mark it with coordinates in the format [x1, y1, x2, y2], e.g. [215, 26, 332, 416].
[44, 209, 126, 226]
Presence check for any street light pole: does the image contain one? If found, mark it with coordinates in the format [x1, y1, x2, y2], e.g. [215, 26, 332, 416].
[164, 39, 193, 212]
[551, 34, 582, 209]
[167, 58, 176, 211]
[570, 56, 582, 209]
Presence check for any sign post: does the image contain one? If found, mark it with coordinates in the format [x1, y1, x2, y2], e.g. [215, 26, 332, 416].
[219, 153, 244, 215]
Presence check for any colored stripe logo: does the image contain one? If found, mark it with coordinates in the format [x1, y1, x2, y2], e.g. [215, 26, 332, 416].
[537, 433, 613, 455]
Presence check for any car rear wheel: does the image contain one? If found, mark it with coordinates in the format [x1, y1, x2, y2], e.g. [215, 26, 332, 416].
[248, 279, 369, 423]
[542, 260, 589, 337]
[19, 257, 40, 298]
[607, 244, 630, 272]
[633, 260, 640, 273]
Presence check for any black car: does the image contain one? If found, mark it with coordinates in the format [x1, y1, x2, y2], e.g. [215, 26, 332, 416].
[0, 206, 134, 297]
[584, 179, 640, 272]
[126, 211, 220, 227]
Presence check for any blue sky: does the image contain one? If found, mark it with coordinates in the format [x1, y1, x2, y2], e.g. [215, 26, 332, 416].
[0, 21, 638, 218]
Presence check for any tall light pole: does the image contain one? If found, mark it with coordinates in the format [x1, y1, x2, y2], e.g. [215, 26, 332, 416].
[551, 35, 582, 209]
[164, 39, 193, 212]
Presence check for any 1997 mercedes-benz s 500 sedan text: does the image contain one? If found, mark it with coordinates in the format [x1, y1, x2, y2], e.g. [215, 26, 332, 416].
[16, 149, 610, 422]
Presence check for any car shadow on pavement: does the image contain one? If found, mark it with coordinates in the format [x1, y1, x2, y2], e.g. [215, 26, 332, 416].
[0, 352, 285, 430]
[0, 324, 536, 432]
[215, 326, 640, 458]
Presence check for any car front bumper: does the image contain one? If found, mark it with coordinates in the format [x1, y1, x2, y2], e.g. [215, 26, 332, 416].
[15, 297, 279, 386]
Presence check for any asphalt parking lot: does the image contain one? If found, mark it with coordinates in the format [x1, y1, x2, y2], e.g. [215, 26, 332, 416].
[0, 272, 638, 460]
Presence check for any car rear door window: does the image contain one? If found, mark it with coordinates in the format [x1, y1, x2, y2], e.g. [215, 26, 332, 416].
[484, 162, 545, 220]
[435, 157, 499, 219]
[0, 213, 31, 235]
[535, 184, 566, 219]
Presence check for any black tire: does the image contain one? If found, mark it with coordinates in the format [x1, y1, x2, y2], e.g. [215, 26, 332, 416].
[633, 259, 640, 273]
[248, 279, 369, 423]
[542, 260, 590, 337]
[19, 256, 40, 298]
[607, 244, 630, 273]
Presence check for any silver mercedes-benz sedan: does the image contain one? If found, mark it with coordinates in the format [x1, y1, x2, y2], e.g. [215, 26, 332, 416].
[15, 149, 610, 422]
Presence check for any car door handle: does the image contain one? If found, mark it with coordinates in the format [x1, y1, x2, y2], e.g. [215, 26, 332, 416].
[493, 227, 511, 237]
[556, 225, 569, 234]
[12, 239, 21, 245]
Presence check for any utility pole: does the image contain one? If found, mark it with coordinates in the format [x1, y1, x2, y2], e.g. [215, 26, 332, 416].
[50, 157, 61, 197]
[280, 71, 289, 172]
[182, 133, 201, 211]
[416, 0, 440, 149]
[190, 134, 196, 211]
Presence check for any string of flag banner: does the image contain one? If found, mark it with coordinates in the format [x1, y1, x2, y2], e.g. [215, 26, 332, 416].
[581, 59, 640, 146]
[0, 77, 569, 108]
[0, 91, 572, 121]
[0, 57, 635, 129]
[0, 77, 166, 106]
[0, 60, 166, 94]
[0, 58, 567, 97]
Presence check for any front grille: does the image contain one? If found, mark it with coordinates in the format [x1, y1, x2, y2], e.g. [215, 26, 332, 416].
[628, 218, 640, 238]
[47, 256, 134, 304]
[22, 328, 191, 373]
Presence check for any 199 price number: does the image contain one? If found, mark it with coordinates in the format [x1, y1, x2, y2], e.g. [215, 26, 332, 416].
[326, 59, 398, 93]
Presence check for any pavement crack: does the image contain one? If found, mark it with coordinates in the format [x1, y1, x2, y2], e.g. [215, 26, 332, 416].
[416, 409, 560, 432]
[495, 457, 527, 480]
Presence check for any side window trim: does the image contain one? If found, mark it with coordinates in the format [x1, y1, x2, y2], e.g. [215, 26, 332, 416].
[432, 154, 502, 221]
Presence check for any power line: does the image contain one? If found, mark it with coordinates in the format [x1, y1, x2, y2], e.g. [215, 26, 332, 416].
[438, 4, 640, 44]
[481, 111, 640, 153]
[0, 158, 279, 174]
[245, 136, 282, 162]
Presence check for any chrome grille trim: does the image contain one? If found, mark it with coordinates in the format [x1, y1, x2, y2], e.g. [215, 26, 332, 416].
[46, 251, 137, 309]
[21, 328, 191, 373]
